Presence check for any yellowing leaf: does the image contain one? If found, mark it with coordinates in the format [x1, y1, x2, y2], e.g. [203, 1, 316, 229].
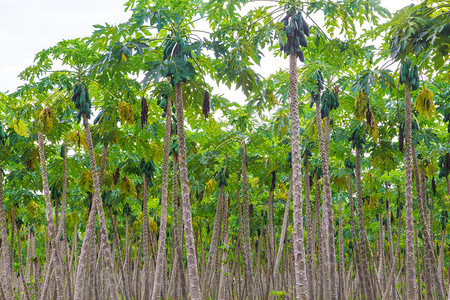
[354, 91, 369, 121]
[205, 179, 217, 194]
[122, 53, 127, 62]
[120, 177, 136, 197]
[369, 118, 378, 143]
[280, 125, 288, 138]
[149, 141, 163, 161]
[13, 119, 29, 137]
[27, 200, 41, 218]
[305, 119, 317, 141]
[80, 170, 93, 192]
[66, 130, 87, 149]
[414, 86, 435, 119]
[118, 101, 134, 124]
[133, 212, 143, 231]
[149, 217, 158, 232]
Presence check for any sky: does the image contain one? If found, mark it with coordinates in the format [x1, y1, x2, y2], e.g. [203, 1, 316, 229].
[0, 0, 415, 94]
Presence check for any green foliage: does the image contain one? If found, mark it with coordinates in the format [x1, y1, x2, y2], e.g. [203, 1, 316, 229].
[1, 1, 450, 298]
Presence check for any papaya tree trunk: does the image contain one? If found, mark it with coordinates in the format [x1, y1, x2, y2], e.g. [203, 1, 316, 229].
[268, 171, 276, 271]
[338, 194, 345, 300]
[201, 184, 224, 300]
[0, 170, 14, 299]
[172, 154, 188, 300]
[240, 140, 255, 300]
[217, 193, 230, 300]
[57, 142, 72, 299]
[385, 198, 396, 299]
[175, 81, 201, 299]
[324, 117, 339, 300]
[421, 172, 443, 298]
[437, 228, 446, 295]
[349, 172, 366, 298]
[304, 155, 315, 300]
[355, 147, 374, 300]
[37, 132, 65, 300]
[404, 81, 417, 299]
[83, 118, 119, 299]
[288, 52, 308, 300]
[152, 97, 173, 300]
[73, 192, 97, 300]
[314, 96, 332, 300]
[378, 211, 386, 293]
[16, 223, 31, 300]
[273, 172, 292, 288]
[412, 149, 439, 299]
[313, 171, 321, 297]
[381, 205, 402, 299]
[141, 177, 151, 299]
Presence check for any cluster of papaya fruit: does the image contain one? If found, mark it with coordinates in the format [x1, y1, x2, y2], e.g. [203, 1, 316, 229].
[310, 71, 340, 118]
[140, 158, 156, 186]
[442, 89, 450, 133]
[162, 34, 193, 61]
[215, 166, 230, 187]
[279, 9, 309, 62]
[399, 60, 420, 90]
[71, 82, 91, 123]
[348, 127, 366, 150]
[438, 153, 450, 179]
[320, 88, 340, 119]
[0, 123, 7, 146]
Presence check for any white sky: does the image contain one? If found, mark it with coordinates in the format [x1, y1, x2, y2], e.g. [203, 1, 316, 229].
[0, 0, 414, 94]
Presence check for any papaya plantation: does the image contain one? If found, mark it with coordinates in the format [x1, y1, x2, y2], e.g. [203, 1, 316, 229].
[0, 0, 449, 299]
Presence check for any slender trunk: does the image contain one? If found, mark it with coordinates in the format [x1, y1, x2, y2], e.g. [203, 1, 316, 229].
[304, 156, 315, 299]
[240, 140, 255, 299]
[378, 213, 386, 292]
[142, 180, 151, 299]
[175, 82, 201, 299]
[0, 171, 14, 299]
[201, 184, 224, 300]
[217, 193, 229, 300]
[412, 148, 433, 299]
[419, 169, 443, 298]
[382, 206, 403, 299]
[404, 81, 417, 299]
[349, 173, 366, 298]
[338, 195, 345, 300]
[325, 117, 339, 300]
[313, 172, 320, 297]
[37, 133, 65, 299]
[288, 53, 308, 299]
[10, 206, 15, 274]
[414, 223, 423, 300]
[273, 173, 293, 286]
[133, 236, 142, 300]
[315, 94, 332, 300]
[83, 118, 119, 299]
[355, 147, 374, 299]
[16, 224, 31, 300]
[152, 97, 172, 300]
[385, 198, 396, 299]
[58, 142, 72, 299]
[268, 171, 276, 269]
[172, 155, 188, 300]
[108, 208, 131, 300]
[438, 228, 446, 294]
[73, 194, 96, 299]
